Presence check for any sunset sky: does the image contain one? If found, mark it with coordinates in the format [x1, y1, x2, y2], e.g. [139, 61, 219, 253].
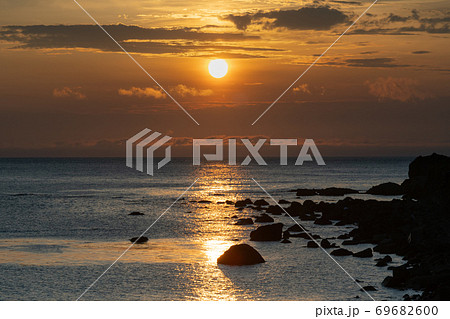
[0, 0, 449, 157]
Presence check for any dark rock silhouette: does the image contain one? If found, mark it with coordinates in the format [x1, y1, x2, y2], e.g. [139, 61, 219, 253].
[235, 218, 253, 225]
[331, 248, 353, 256]
[307, 241, 318, 248]
[198, 200, 212, 204]
[367, 182, 405, 195]
[226, 200, 234, 205]
[129, 236, 148, 243]
[254, 199, 269, 206]
[278, 199, 290, 204]
[320, 239, 336, 249]
[360, 285, 377, 292]
[255, 213, 274, 223]
[287, 224, 305, 232]
[128, 211, 144, 216]
[353, 248, 373, 258]
[281, 239, 291, 244]
[217, 244, 265, 265]
[266, 205, 284, 215]
[314, 217, 332, 225]
[250, 223, 283, 241]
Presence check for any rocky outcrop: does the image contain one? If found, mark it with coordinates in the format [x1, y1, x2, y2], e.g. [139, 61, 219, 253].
[250, 223, 283, 241]
[217, 244, 265, 265]
[366, 182, 405, 195]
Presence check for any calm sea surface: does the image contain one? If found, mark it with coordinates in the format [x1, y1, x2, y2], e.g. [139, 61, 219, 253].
[0, 157, 419, 300]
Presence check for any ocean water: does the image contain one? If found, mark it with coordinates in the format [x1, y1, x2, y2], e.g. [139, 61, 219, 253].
[0, 157, 419, 300]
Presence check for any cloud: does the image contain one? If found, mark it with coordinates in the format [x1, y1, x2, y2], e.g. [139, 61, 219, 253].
[0, 24, 279, 58]
[118, 87, 166, 99]
[171, 84, 213, 97]
[223, 6, 349, 31]
[52, 87, 86, 100]
[293, 83, 312, 95]
[345, 58, 409, 68]
[365, 77, 432, 102]
[412, 50, 430, 54]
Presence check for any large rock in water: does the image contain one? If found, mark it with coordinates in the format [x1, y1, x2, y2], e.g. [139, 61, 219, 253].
[366, 182, 405, 195]
[217, 244, 265, 265]
[250, 223, 283, 241]
[402, 153, 450, 199]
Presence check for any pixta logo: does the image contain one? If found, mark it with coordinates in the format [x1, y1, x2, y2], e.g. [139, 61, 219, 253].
[126, 128, 172, 176]
[126, 129, 325, 175]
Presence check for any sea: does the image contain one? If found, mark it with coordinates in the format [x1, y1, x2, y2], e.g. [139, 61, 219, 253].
[0, 157, 420, 300]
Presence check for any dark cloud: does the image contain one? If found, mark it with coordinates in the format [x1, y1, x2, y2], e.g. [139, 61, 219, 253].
[223, 6, 349, 31]
[0, 24, 281, 57]
[329, 1, 362, 5]
[412, 50, 430, 54]
[344, 58, 410, 68]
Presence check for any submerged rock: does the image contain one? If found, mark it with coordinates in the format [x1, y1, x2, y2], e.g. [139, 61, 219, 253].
[250, 223, 283, 241]
[129, 236, 148, 243]
[217, 244, 265, 266]
[128, 211, 144, 216]
[254, 199, 269, 206]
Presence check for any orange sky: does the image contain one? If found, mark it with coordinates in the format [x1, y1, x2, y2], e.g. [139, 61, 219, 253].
[0, 0, 449, 156]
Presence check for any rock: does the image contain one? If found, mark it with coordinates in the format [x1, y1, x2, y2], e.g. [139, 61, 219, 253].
[217, 201, 225, 204]
[235, 200, 247, 207]
[320, 239, 333, 249]
[317, 188, 359, 196]
[129, 236, 148, 243]
[278, 199, 290, 204]
[342, 240, 359, 245]
[226, 200, 234, 205]
[337, 234, 351, 240]
[185, 211, 192, 214]
[250, 223, 283, 241]
[255, 213, 274, 223]
[281, 239, 291, 244]
[198, 200, 212, 204]
[295, 189, 317, 196]
[287, 224, 305, 232]
[375, 260, 388, 267]
[230, 215, 238, 218]
[307, 241, 319, 248]
[128, 211, 144, 216]
[367, 182, 405, 195]
[266, 205, 284, 215]
[314, 217, 332, 225]
[331, 248, 353, 256]
[217, 244, 265, 265]
[353, 248, 373, 258]
[254, 199, 269, 206]
[235, 218, 253, 225]
[360, 285, 377, 292]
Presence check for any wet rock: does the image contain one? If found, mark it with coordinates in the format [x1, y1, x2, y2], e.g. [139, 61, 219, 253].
[331, 248, 353, 256]
[307, 241, 319, 248]
[287, 224, 305, 232]
[250, 223, 283, 241]
[375, 255, 392, 263]
[226, 200, 234, 205]
[129, 236, 148, 243]
[128, 211, 144, 216]
[198, 200, 212, 204]
[255, 213, 274, 223]
[217, 244, 265, 265]
[230, 215, 238, 219]
[376, 260, 388, 267]
[235, 218, 253, 225]
[281, 239, 292, 244]
[278, 199, 290, 204]
[266, 205, 284, 215]
[367, 182, 405, 195]
[254, 199, 269, 206]
[320, 239, 334, 249]
[353, 248, 373, 258]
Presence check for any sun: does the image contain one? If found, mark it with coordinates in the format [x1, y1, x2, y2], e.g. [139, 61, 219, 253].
[208, 59, 228, 78]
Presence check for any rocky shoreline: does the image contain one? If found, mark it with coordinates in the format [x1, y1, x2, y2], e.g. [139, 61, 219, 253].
[219, 153, 450, 300]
